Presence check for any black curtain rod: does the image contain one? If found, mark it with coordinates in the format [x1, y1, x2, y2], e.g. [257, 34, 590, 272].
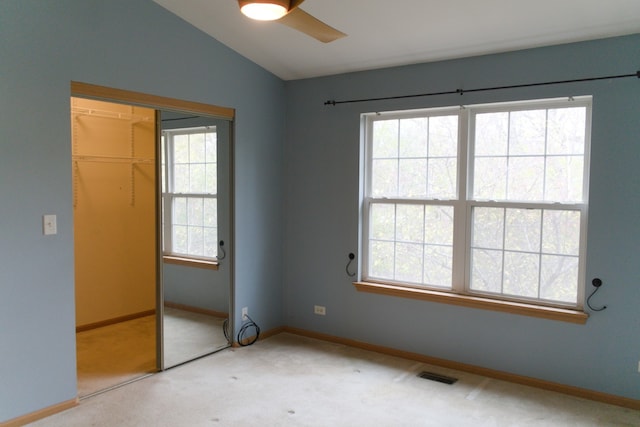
[324, 70, 640, 106]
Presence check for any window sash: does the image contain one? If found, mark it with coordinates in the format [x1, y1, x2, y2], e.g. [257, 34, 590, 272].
[363, 199, 458, 289]
[465, 201, 587, 308]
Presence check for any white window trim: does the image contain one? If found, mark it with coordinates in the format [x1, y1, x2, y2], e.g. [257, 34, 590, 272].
[360, 96, 592, 313]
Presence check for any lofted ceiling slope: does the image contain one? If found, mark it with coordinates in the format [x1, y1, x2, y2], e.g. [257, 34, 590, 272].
[153, 0, 640, 80]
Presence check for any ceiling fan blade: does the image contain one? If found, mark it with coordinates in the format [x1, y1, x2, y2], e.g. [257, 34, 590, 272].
[289, 0, 306, 8]
[278, 7, 346, 43]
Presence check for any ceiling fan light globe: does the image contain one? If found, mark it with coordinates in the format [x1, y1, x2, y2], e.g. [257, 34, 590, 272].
[240, 2, 288, 21]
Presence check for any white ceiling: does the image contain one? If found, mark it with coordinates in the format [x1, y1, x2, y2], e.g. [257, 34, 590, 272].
[153, 0, 640, 81]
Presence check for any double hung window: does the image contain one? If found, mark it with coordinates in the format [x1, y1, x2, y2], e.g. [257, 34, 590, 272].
[162, 126, 218, 260]
[362, 97, 591, 309]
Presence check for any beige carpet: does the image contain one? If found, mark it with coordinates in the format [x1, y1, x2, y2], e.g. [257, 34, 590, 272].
[76, 309, 229, 397]
[76, 315, 156, 397]
[40, 333, 639, 426]
[162, 307, 229, 368]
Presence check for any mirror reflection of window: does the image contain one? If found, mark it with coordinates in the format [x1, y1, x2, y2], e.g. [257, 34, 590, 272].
[162, 127, 219, 260]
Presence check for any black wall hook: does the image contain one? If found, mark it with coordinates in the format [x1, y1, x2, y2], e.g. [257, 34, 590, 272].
[586, 277, 606, 311]
[346, 253, 356, 277]
[218, 240, 226, 260]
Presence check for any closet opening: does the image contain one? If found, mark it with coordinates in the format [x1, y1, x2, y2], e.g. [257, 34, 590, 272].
[72, 97, 157, 397]
[70, 82, 235, 398]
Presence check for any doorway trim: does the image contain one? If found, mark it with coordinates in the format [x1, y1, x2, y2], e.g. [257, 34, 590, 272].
[71, 82, 235, 120]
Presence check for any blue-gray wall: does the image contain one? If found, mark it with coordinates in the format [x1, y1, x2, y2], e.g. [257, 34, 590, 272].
[0, 0, 284, 422]
[283, 34, 640, 400]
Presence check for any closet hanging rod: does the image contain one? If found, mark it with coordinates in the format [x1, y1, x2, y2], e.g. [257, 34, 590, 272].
[161, 115, 200, 122]
[324, 70, 640, 106]
[71, 106, 153, 123]
[72, 154, 154, 164]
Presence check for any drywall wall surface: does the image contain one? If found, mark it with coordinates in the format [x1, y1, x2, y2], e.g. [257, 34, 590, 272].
[283, 34, 640, 400]
[0, 0, 284, 422]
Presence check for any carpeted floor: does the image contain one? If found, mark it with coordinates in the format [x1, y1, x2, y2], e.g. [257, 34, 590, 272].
[163, 307, 229, 368]
[76, 308, 229, 397]
[76, 315, 156, 397]
[38, 333, 639, 426]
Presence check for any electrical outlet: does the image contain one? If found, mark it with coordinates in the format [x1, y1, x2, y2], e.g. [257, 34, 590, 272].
[314, 305, 326, 316]
[242, 307, 248, 320]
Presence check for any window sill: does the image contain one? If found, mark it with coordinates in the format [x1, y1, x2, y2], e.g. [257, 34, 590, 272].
[163, 255, 219, 270]
[353, 281, 588, 324]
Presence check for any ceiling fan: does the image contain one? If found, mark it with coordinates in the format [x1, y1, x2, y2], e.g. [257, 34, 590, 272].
[238, 0, 347, 43]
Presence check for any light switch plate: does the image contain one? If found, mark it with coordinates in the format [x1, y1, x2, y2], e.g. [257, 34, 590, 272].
[43, 214, 57, 235]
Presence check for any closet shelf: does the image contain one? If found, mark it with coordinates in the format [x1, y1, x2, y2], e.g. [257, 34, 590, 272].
[71, 106, 153, 124]
[72, 154, 154, 164]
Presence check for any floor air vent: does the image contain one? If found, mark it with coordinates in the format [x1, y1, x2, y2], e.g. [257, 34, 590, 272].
[417, 371, 458, 385]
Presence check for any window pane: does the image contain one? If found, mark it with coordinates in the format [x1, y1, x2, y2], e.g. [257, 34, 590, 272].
[427, 157, 456, 199]
[395, 242, 423, 283]
[370, 203, 395, 240]
[398, 159, 426, 198]
[370, 241, 394, 279]
[472, 207, 504, 250]
[189, 133, 205, 162]
[503, 251, 539, 298]
[547, 107, 585, 155]
[205, 132, 217, 162]
[204, 227, 218, 258]
[206, 163, 217, 194]
[507, 156, 544, 201]
[424, 245, 452, 288]
[371, 159, 398, 197]
[429, 115, 458, 157]
[187, 198, 204, 226]
[173, 197, 187, 225]
[425, 205, 453, 245]
[204, 198, 217, 228]
[470, 249, 502, 293]
[189, 164, 206, 193]
[475, 112, 508, 156]
[173, 135, 189, 163]
[473, 157, 507, 200]
[174, 164, 189, 193]
[396, 204, 424, 243]
[509, 110, 546, 155]
[504, 208, 541, 253]
[545, 156, 584, 202]
[542, 210, 580, 256]
[188, 226, 203, 256]
[372, 120, 398, 158]
[540, 255, 578, 303]
[399, 117, 428, 158]
[173, 225, 187, 254]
